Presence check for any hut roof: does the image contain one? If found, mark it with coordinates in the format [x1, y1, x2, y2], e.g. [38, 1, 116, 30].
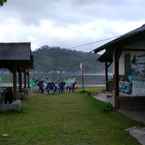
[0, 42, 31, 61]
[0, 42, 33, 70]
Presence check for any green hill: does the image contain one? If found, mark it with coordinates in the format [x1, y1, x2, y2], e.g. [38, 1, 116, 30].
[33, 46, 104, 73]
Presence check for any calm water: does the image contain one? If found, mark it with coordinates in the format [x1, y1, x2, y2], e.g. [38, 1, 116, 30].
[0, 75, 112, 88]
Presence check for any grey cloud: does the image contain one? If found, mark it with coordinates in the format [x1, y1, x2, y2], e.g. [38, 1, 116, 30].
[0, 0, 145, 51]
[0, 0, 144, 26]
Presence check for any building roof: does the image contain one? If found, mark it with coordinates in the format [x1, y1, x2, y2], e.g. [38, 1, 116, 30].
[0, 42, 33, 70]
[94, 24, 145, 53]
[0, 42, 31, 60]
[98, 51, 113, 63]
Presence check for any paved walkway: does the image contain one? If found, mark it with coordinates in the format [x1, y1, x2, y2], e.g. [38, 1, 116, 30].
[94, 93, 145, 123]
[127, 127, 145, 145]
[94, 92, 112, 104]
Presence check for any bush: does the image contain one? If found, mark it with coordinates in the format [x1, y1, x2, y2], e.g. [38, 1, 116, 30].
[79, 90, 91, 96]
[103, 103, 113, 112]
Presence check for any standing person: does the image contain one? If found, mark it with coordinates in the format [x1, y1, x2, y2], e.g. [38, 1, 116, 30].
[37, 80, 44, 93]
[72, 81, 77, 92]
[46, 82, 50, 94]
[46, 81, 53, 94]
[52, 82, 57, 94]
[66, 79, 72, 93]
[58, 81, 65, 93]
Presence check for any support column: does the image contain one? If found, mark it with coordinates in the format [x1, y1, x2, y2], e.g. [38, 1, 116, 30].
[27, 72, 30, 88]
[113, 48, 120, 110]
[105, 61, 109, 91]
[12, 69, 17, 98]
[24, 71, 27, 88]
[18, 71, 22, 92]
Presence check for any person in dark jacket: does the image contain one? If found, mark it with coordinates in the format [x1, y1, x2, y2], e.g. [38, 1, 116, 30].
[37, 80, 44, 93]
[58, 81, 65, 93]
[3, 87, 14, 104]
[46, 82, 53, 94]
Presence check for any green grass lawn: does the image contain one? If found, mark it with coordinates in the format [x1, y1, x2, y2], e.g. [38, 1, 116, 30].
[0, 89, 142, 145]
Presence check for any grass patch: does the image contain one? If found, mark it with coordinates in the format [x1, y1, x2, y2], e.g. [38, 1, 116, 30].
[0, 88, 142, 145]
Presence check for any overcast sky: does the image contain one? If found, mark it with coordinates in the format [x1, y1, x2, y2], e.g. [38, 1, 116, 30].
[0, 0, 145, 51]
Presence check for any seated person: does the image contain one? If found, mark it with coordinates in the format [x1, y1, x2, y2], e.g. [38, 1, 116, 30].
[2, 87, 14, 104]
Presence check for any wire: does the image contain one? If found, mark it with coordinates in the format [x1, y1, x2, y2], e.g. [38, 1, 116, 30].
[70, 34, 121, 49]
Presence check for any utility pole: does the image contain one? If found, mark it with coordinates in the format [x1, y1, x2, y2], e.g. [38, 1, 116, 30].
[80, 63, 85, 90]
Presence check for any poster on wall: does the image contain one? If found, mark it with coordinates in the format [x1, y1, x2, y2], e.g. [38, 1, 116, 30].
[130, 53, 145, 96]
[131, 54, 145, 80]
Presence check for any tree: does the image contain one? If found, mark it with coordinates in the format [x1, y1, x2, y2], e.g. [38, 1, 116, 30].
[0, 0, 7, 6]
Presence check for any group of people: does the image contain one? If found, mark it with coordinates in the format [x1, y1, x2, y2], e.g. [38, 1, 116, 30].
[37, 79, 77, 94]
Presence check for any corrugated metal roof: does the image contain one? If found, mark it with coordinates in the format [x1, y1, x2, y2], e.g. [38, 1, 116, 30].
[0, 42, 31, 60]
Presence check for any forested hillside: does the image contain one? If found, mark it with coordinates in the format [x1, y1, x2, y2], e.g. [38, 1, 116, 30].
[33, 46, 104, 73]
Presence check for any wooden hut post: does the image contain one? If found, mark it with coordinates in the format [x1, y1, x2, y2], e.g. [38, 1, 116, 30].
[18, 70, 22, 92]
[24, 71, 27, 88]
[113, 48, 120, 110]
[105, 61, 109, 91]
[12, 69, 17, 97]
[27, 72, 30, 88]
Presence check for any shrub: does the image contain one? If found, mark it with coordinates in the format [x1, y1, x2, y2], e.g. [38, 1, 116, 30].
[103, 103, 113, 112]
[79, 90, 91, 96]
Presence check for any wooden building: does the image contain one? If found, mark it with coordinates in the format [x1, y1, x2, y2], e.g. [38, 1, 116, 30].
[94, 24, 145, 110]
[0, 42, 33, 98]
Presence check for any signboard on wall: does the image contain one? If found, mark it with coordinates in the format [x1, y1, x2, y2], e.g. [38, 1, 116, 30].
[132, 80, 145, 96]
[131, 54, 145, 80]
[130, 53, 145, 96]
